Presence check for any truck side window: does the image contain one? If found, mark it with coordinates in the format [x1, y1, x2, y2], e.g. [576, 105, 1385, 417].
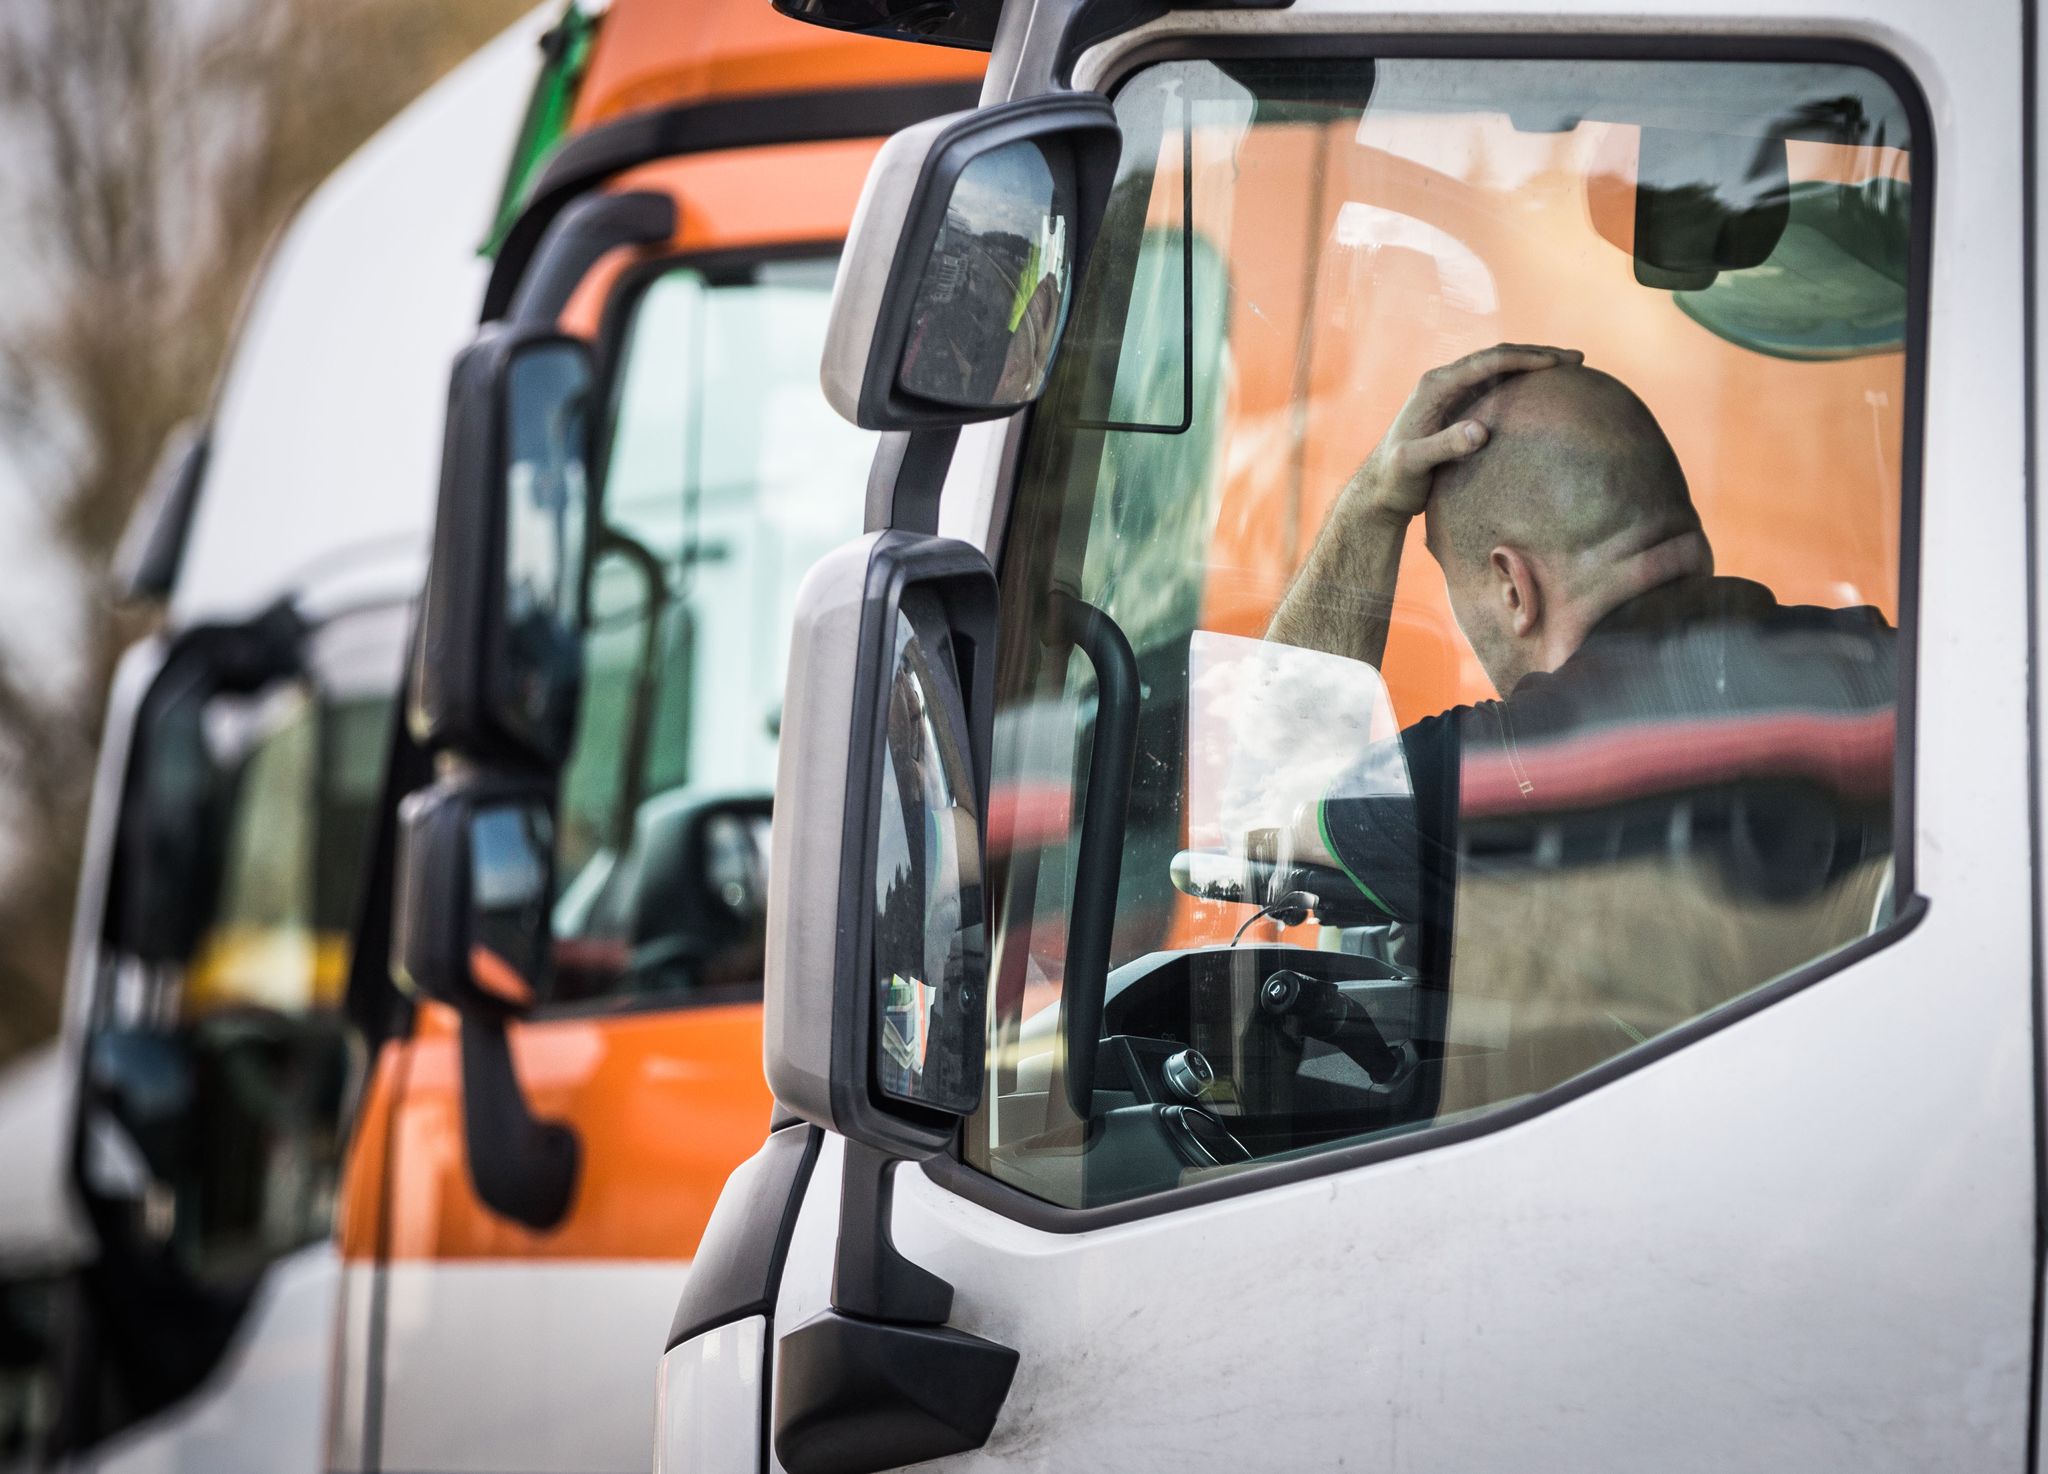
[970, 56, 1916, 1210]
[546, 257, 872, 1006]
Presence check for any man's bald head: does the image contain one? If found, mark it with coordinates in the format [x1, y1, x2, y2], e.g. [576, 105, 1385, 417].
[1425, 364, 1701, 594]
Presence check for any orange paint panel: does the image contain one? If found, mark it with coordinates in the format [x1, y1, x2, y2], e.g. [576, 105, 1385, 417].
[572, 0, 983, 132]
[337, 1040, 405, 1261]
[383, 1002, 770, 1261]
[555, 137, 884, 335]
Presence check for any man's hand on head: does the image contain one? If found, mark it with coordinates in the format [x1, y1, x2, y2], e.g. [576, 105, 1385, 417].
[1343, 343, 1584, 528]
[1269, 344, 1582, 667]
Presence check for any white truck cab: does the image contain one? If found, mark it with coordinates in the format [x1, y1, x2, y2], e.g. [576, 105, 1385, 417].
[661, 0, 2037, 1469]
[2, 15, 547, 1470]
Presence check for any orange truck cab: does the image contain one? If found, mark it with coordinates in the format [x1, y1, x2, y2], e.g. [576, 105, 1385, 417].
[335, 6, 981, 1474]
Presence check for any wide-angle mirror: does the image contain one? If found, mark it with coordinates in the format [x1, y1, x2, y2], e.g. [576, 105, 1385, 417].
[820, 96, 1121, 429]
[895, 139, 1077, 411]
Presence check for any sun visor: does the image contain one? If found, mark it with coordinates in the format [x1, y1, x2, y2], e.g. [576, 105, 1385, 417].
[1674, 176, 1910, 360]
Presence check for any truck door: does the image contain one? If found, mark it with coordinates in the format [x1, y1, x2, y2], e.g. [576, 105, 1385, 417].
[55, 595, 406, 1473]
[755, 16, 2037, 1470]
[347, 203, 878, 1474]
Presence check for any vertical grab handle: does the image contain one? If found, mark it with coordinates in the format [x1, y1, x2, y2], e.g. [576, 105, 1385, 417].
[1046, 591, 1139, 1124]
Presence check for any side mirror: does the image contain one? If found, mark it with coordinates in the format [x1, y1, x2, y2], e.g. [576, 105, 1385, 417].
[764, 531, 996, 1159]
[107, 606, 304, 965]
[821, 95, 1121, 430]
[391, 772, 579, 1231]
[767, 535, 1020, 1472]
[411, 326, 596, 769]
[391, 774, 556, 1019]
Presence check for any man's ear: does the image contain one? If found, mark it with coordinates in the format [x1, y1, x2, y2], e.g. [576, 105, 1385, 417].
[1488, 545, 1541, 638]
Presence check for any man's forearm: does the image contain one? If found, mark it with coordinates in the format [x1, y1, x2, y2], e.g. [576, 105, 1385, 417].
[1266, 503, 1409, 668]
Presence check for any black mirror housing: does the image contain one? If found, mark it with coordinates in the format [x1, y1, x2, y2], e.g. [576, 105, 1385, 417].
[764, 531, 996, 1159]
[392, 771, 557, 1019]
[106, 606, 305, 965]
[821, 95, 1121, 430]
[411, 325, 597, 770]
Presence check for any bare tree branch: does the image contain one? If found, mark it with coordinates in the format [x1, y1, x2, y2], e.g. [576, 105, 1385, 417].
[0, 0, 533, 1064]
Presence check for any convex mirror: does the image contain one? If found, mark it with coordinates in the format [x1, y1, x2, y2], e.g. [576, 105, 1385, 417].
[392, 774, 556, 1019]
[411, 326, 596, 770]
[821, 95, 1121, 429]
[763, 532, 996, 1157]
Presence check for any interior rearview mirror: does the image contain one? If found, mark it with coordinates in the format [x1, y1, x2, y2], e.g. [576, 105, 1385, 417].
[764, 531, 996, 1158]
[412, 326, 595, 769]
[1587, 125, 1792, 290]
[392, 774, 556, 1018]
[821, 95, 1121, 430]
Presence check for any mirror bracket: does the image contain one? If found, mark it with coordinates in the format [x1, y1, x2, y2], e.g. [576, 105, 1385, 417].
[829, 1141, 951, 1324]
[775, 1141, 1018, 1474]
[456, 1014, 580, 1232]
[863, 425, 960, 535]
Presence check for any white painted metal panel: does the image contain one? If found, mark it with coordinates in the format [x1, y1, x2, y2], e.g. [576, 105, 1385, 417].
[75, 1245, 340, 1474]
[655, 1318, 765, 1474]
[0, 1045, 88, 1273]
[376, 1260, 690, 1474]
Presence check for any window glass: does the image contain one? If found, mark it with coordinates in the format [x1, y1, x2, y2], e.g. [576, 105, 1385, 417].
[549, 256, 872, 1004]
[972, 56, 1912, 1209]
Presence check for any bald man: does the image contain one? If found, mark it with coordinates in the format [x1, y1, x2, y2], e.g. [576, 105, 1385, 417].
[1267, 345, 1896, 1015]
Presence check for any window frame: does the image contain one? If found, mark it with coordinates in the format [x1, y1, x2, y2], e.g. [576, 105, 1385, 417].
[926, 28, 1936, 1231]
[525, 238, 852, 1024]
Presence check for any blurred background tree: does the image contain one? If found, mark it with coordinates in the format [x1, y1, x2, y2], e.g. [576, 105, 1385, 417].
[0, 0, 532, 1064]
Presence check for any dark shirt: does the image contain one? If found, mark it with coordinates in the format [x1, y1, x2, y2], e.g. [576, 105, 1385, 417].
[1317, 575, 1897, 928]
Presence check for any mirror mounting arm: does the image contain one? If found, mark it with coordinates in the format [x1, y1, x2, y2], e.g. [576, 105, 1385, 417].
[864, 426, 961, 536]
[830, 1140, 952, 1325]
[456, 1013, 580, 1231]
[775, 1140, 1019, 1474]
[505, 190, 676, 329]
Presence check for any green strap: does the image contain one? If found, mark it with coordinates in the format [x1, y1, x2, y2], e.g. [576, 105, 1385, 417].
[1316, 794, 1393, 919]
[481, 2, 601, 259]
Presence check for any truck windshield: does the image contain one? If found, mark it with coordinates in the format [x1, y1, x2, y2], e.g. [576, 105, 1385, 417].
[972, 55, 1914, 1208]
[549, 255, 873, 1004]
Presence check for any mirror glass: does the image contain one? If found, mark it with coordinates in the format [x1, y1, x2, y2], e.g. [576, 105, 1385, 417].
[469, 799, 555, 1009]
[703, 807, 772, 923]
[896, 138, 1078, 411]
[498, 340, 593, 746]
[871, 594, 986, 1116]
